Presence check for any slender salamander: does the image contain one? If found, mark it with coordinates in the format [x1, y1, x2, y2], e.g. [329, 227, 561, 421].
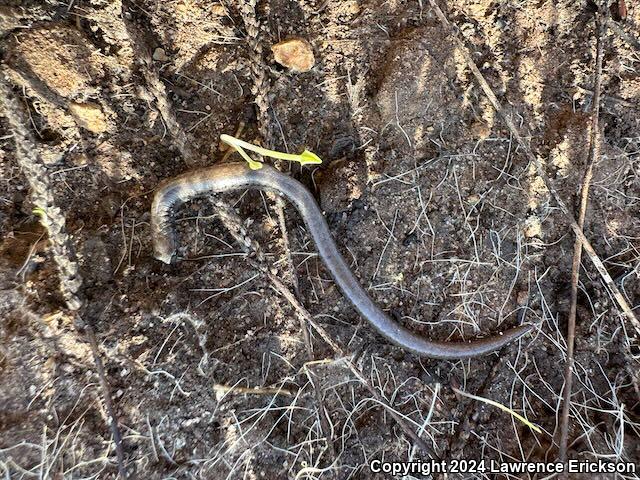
[151, 162, 533, 359]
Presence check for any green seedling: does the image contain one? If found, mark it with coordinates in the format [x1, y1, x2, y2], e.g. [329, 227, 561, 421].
[32, 207, 47, 220]
[220, 133, 322, 170]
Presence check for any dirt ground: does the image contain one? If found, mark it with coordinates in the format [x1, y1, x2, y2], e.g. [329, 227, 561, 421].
[1, 0, 639, 478]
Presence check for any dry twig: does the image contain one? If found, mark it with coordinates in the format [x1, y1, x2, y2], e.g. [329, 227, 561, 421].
[235, 0, 300, 293]
[120, 3, 199, 166]
[234, 0, 333, 457]
[559, 12, 605, 469]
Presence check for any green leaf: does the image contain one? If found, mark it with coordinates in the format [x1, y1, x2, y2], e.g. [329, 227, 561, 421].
[230, 142, 264, 170]
[247, 158, 264, 170]
[298, 150, 322, 165]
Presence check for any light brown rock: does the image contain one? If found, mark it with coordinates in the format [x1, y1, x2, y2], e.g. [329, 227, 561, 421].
[271, 38, 315, 72]
[68, 102, 108, 134]
[523, 215, 542, 238]
[153, 47, 169, 62]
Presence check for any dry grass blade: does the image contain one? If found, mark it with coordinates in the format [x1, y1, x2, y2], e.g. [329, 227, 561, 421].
[452, 387, 542, 434]
[213, 384, 295, 397]
[426, 0, 639, 334]
[559, 11, 605, 470]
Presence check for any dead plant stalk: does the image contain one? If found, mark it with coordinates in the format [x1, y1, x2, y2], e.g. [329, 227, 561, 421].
[0, 75, 128, 479]
[559, 12, 605, 469]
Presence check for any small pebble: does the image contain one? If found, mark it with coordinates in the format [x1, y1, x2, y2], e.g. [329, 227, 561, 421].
[153, 47, 169, 62]
[271, 38, 315, 72]
[524, 215, 542, 238]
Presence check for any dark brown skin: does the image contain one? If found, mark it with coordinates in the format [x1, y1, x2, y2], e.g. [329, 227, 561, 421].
[151, 162, 533, 359]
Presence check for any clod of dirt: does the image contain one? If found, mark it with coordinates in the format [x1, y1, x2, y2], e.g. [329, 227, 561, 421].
[68, 102, 108, 134]
[544, 108, 590, 179]
[0, 6, 24, 33]
[375, 26, 462, 155]
[6, 24, 104, 100]
[93, 141, 142, 182]
[527, 172, 550, 210]
[470, 120, 492, 140]
[271, 38, 315, 72]
[317, 158, 366, 213]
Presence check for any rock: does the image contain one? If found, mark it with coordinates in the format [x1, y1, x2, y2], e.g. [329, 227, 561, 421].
[211, 4, 227, 16]
[0, 6, 24, 34]
[153, 47, 169, 62]
[271, 38, 315, 72]
[68, 102, 108, 133]
[523, 215, 542, 238]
